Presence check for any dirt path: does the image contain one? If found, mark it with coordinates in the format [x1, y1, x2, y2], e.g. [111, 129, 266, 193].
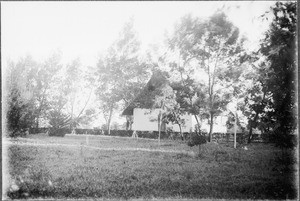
[3, 138, 196, 156]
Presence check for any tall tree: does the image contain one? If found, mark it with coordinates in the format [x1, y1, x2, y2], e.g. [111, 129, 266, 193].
[95, 19, 150, 134]
[63, 59, 94, 129]
[152, 79, 177, 143]
[241, 56, 272, 143]
[33, 53, 62, 127]
[65, 58, 81, 126]
[5, 56, 38, 136]
[170, 76, 207, 135]
[260, 1, 296, 148]
[168, 12, 246, 141]
[45, 57, 74, 129]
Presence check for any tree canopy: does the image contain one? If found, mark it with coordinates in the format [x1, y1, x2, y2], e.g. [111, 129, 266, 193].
[166, 11, 247, 141]
[259, 1, 297, 148]
[95, 19, 150, 134]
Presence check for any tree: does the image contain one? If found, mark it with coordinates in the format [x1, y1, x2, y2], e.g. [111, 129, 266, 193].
[168, 12, 246, 142]
[187, 132, 207, 155]
[48, 110, 71, 137]
[260, 2, 296, 148]
[163, 102, 186, 140]
[170, 77, 206, 136]
[95, 19, 150, 134]
[64, 58, 81, 128]
[242, 59, 272, 143]
[152, 79, 177, 143]
[6, 87, 36, 137]
[77, 108, 97, 128]
[64, 59, 94, 129]
[32, 53, 63, 128]
[5, 57, 38, 136]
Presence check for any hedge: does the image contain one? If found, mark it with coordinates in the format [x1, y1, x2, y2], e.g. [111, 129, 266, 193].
[48, 128, 69, 137]
[28, 127, 190, 139]
[29, 127, 281, 143]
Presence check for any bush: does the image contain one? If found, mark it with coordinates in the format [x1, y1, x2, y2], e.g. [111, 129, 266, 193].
[48, 128, 69, 137]
[237, 133, 248, 144]
[98, 130, 189, 140]
[7, 88, 36, 137]
[109, 130, 133, 137]
[273, 131, 296, 149]
[47, 110, 71, 137]
[187, 133, 207, 147]
[29, 127, 48, 134]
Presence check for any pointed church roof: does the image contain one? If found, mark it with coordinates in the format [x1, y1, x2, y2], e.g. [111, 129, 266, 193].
[121, 70, 169, 116]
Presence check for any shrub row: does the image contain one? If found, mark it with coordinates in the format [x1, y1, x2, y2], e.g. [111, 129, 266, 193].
[102, 130, 191, 140]
[48, 128, 69, 137]
[29, 127, 281, 144]
[29, 128, 104, 135]
[29, 127, 49, 134]
[29, 127, 190, 139]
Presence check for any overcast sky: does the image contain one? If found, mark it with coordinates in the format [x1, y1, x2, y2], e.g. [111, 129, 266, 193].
[2, 1, 275, 68]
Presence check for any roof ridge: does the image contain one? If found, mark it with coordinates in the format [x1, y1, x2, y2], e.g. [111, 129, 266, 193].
[121, 70, 169, 116]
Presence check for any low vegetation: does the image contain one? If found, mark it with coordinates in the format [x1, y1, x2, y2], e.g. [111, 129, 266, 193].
[5, 134, 297, 200]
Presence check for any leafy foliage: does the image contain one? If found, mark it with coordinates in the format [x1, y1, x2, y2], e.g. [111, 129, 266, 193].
[95, 19, 150, 134]
[6, 88, 36, 137]
[260, 2, 297, 148]
[5, 57, 39, 137]
[167, 11, 246, 141]
[33, 53, 63, 127]
[187, 133, 207, 147]
[62, 59, 95, 129]
[48, 110, 71, 129]
[48, 110, 71, 137]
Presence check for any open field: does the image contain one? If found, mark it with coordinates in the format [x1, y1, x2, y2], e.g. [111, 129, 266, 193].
[3, 133, 298, 200]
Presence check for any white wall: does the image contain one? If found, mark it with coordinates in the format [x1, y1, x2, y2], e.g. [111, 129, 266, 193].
[132, 108, 237, 133]
[190, 114, 228, 133]
[132, 108, 193, 132]
[132, 108, 159, 131]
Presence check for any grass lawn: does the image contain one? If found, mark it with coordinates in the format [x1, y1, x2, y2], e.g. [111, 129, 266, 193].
[3, 133, 298, 200]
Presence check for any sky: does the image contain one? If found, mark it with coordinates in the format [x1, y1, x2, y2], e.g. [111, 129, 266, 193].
[2, 1, 276, 67]
[1, 1, 277, 127]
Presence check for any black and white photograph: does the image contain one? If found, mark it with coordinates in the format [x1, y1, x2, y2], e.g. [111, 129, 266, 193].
[1, 1, 298, 200]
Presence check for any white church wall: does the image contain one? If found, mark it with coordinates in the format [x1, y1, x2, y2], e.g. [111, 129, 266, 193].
[190, 114, 228, 133]
[132, 108, 193, 132]
[132, 108, 159, 131]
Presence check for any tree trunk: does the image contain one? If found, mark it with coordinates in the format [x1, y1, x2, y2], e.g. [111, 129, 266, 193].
[126, 116, 133, 131]
[107, 107, 113, 135]
[35, 86, 49, 129]
[209, 113, 214, 142]
[248, 122, 253, 144]
[194, 115, 201, 135]
[75, 89, 93, 120]
[36, 116, 39, 128]
[126, 118, 129, 131]
[129, 120, 132, 130]
[234, 112, 237, 149]
[70, 93, 74, 130]
[178, 123, 183, 141]
[158, 111, 161, 144]
[35, 106, 43, 128]
[248, 112, 259, 144]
